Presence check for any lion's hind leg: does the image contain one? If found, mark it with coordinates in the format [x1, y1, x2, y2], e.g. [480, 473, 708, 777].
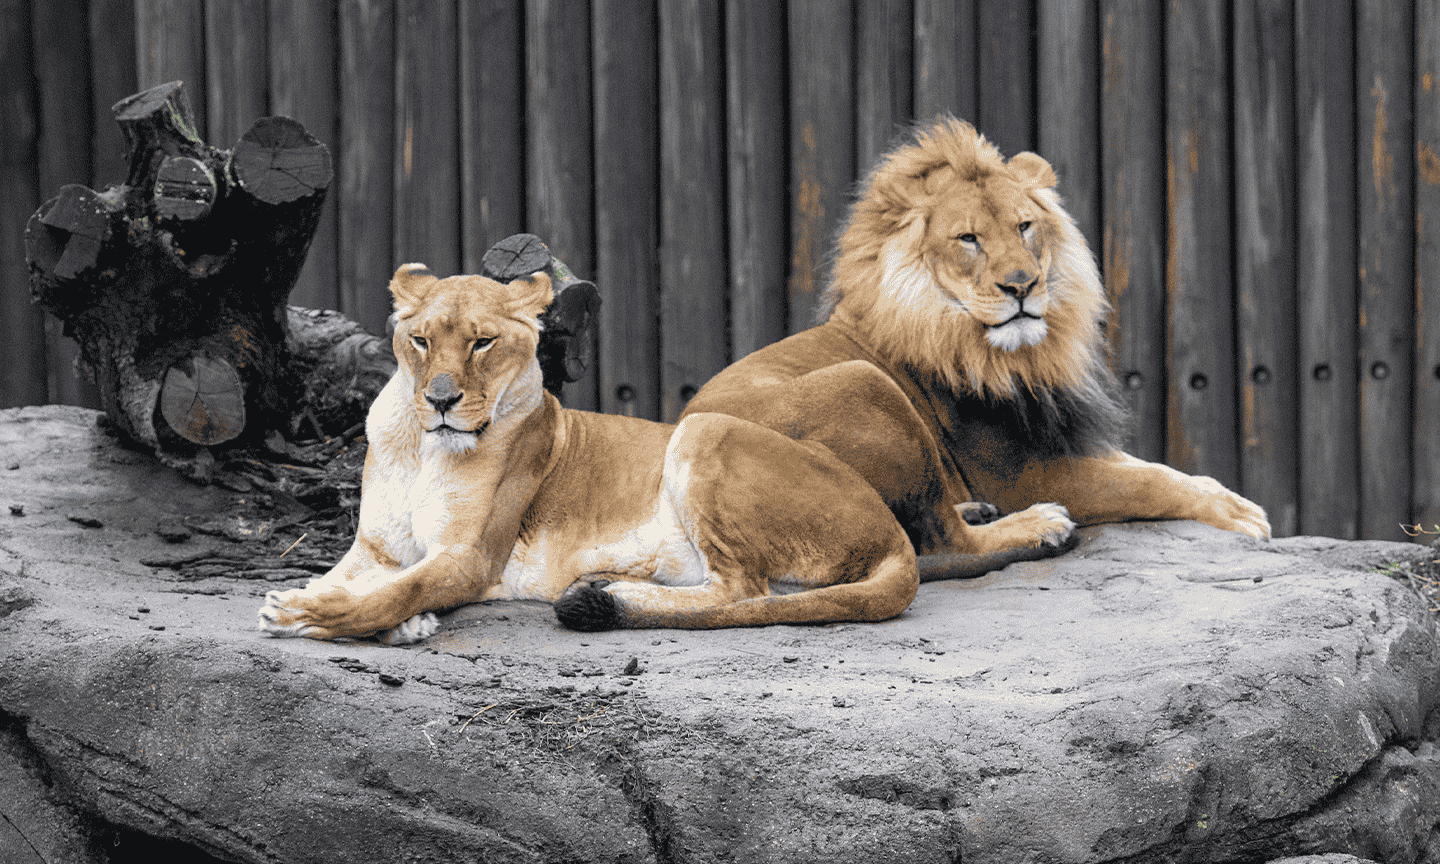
[552, 413, 918, 631]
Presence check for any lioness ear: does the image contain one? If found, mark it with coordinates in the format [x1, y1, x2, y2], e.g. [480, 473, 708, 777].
[507, 271, 554, 322]
[1007, 151, 1057, 190]
[390, 263, 438, 312]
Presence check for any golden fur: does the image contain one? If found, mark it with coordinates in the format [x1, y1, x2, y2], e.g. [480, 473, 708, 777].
[686, 117, 1268, 573]
[258, 266, 918, 641]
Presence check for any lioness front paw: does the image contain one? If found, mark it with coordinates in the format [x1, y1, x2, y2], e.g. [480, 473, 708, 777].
[257, 588, 325, 639]
[377, 612, 440, 645]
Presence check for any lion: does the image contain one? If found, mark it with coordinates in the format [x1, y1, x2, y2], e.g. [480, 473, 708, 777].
[257, 265, 917, 642]
[682, 116, 1269, 577]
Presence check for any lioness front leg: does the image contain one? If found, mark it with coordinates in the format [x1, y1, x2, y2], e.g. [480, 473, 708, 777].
[258, 547, 486, 643]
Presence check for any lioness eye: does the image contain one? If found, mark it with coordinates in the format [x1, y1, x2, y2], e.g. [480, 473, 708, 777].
[958, 233, 978, 243]
[472, 337, 495, 353]
[1018, 221, 1033, 233]
[410, 335, 428, 351]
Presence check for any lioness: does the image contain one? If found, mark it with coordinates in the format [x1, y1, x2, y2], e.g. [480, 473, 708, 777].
[258, 265, 916, 641]
[683, 117, 1270, 574]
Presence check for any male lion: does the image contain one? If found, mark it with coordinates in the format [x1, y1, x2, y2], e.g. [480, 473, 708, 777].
[258, 265, 916, 642]
[683, 117, 1269, 577]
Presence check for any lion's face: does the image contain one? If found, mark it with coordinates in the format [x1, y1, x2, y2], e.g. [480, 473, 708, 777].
[919, 160, 1057, 352]
[387, 264, 553, 453]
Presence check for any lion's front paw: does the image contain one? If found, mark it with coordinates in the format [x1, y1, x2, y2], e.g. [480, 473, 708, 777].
[966, 502, 1077, 555]
[258, 588, 326, 639]
[1022, 502, 1078, 548]
[957, 501, 1002, 525]
[377, 612, 440, 645]
[1191, 477, 1271, 539]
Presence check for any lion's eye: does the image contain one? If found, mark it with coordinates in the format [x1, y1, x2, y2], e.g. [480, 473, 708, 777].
[1018, 221, 1032, 233]
[472, 337, 496, 354]
[410, 335, 428, 351]
[957, 233, 978, 244]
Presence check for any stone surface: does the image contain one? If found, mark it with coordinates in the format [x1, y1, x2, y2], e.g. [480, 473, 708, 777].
[1, 405, 1438, 864]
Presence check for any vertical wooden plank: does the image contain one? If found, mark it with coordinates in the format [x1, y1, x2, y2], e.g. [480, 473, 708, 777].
[1099, 0, 1165, 462]
[1417, 0, 1440, 533]
[135, 0, 207, 135]
[527, 0, 596, 409]
[789, 0, 855, 331]
[271, 0, 341, 311]
[1164, 0, 1237, 487]
[394, 0, 460, 277]
[727, 0, 789, 358]
[659, 0, 727, 422]
[459, 0, 525, 274]
[205, 0, 269, 148]
[594, 0, 660, 419]
[0, 0, 47, 408]
[976, 0, 1034, 155]
[1037, 0, 1100, 254]
[1357, 0, 1415, 539]
[1295, 0, 1359, 539]
[338, 0, 395, 334]
[856, 0, 913, 170]
[1233, 0, 1298, 536]
[913, 0, 976, 122]
[33, 0, 100, 408]
[89, 0, 138, 185]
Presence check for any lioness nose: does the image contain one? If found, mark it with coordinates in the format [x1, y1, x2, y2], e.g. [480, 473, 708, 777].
[426, 391, 461, 412]
[425, 374, 462, 413]
[997, 275, 1038, 299]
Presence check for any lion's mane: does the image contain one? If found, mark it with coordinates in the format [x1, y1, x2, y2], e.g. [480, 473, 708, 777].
[819, 116, 1127, 458]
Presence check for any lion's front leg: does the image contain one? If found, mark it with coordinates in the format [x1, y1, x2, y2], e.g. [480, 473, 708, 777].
[1012, 451, 1271, 539]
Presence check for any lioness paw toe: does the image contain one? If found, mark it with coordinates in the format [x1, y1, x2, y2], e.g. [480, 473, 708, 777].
[378, 612, 441, 645]
[257, 590, 315, 638]
[957, 501, 1002, 525]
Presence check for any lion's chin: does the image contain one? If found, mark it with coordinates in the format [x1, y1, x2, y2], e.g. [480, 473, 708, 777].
[985, 317, 1048, 352]
[424, 424, 483, 455]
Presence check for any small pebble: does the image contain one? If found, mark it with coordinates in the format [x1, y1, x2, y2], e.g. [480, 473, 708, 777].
[6, 463, 18, 471]
[8, 504, 22, 517]
[622, 657, 642, 676]
[832, 696, 848, 708]
[1253, 575, 1263, 583]
[149, 625, 165, 631]
[782, 656, 799, 663]
[378, 673, 405, 687]
[67, 515, 103, 529]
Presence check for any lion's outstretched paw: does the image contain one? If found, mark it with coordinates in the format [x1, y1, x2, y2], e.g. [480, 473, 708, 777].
[1020, 502, 1077, 548]
[377, 612, 440, 646]
[976, 502, 1077, 553]
[258, 589, 321, 639]
[1191, 477, 1271, 539]
[554, 582, 621, 632]
[957, 501, 1002, 525]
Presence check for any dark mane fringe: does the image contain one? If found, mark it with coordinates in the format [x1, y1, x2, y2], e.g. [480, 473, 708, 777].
[914, 364, 1130, 463]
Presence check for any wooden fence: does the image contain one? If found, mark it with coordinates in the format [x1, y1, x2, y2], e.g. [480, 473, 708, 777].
[1, 0, 1437, 543]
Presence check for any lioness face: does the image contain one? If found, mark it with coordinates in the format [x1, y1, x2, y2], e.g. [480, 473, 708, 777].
[921, 154, 1059, 352]
[388, 265, 553, 452]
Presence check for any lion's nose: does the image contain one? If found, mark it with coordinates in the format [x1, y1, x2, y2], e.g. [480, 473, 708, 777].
[425, 375, 462, 413]
[996, 274, 1039, 299]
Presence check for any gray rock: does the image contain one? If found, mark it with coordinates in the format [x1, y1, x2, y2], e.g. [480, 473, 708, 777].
[1, 405, 1438, 863]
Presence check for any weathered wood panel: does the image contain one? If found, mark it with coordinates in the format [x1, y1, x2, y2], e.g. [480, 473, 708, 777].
[1100, 0, 1165, 463]
[1417, 0, 1440, 532]
[459, 0, 526, 275]
[788, 0, 854, 332]
[394, 0, 460, 282]
[1164, 0, 1237, 489]
[1233, 0, 1298, 537]
[1037, 0, 1099, 248]
[135, 0, 207, 133]
[659, 0, 728, 422]
[976, 0, 1034, 155]
[270, 0, 341, 311]
[337, 0, 396, 335]
[1357, 0, 1416, 540]
[32, 0, 99, 408]
[726, 0, 788, 359]
[594, 0, 660, 419]
[856, 0, 914, 171]
[205, 0, 268, 148]
[526, 0, 596, 410]
[1295, 0, 1360, 539]
[913, 0, 976, 122]
[88, 0, 137, 186]
[0, 0, 48, 408]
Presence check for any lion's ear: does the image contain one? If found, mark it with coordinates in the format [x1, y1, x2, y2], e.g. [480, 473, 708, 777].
[507, 271, 554, 321]
[1007, 152, 1057, 190]
[390, 263, 439, 311]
